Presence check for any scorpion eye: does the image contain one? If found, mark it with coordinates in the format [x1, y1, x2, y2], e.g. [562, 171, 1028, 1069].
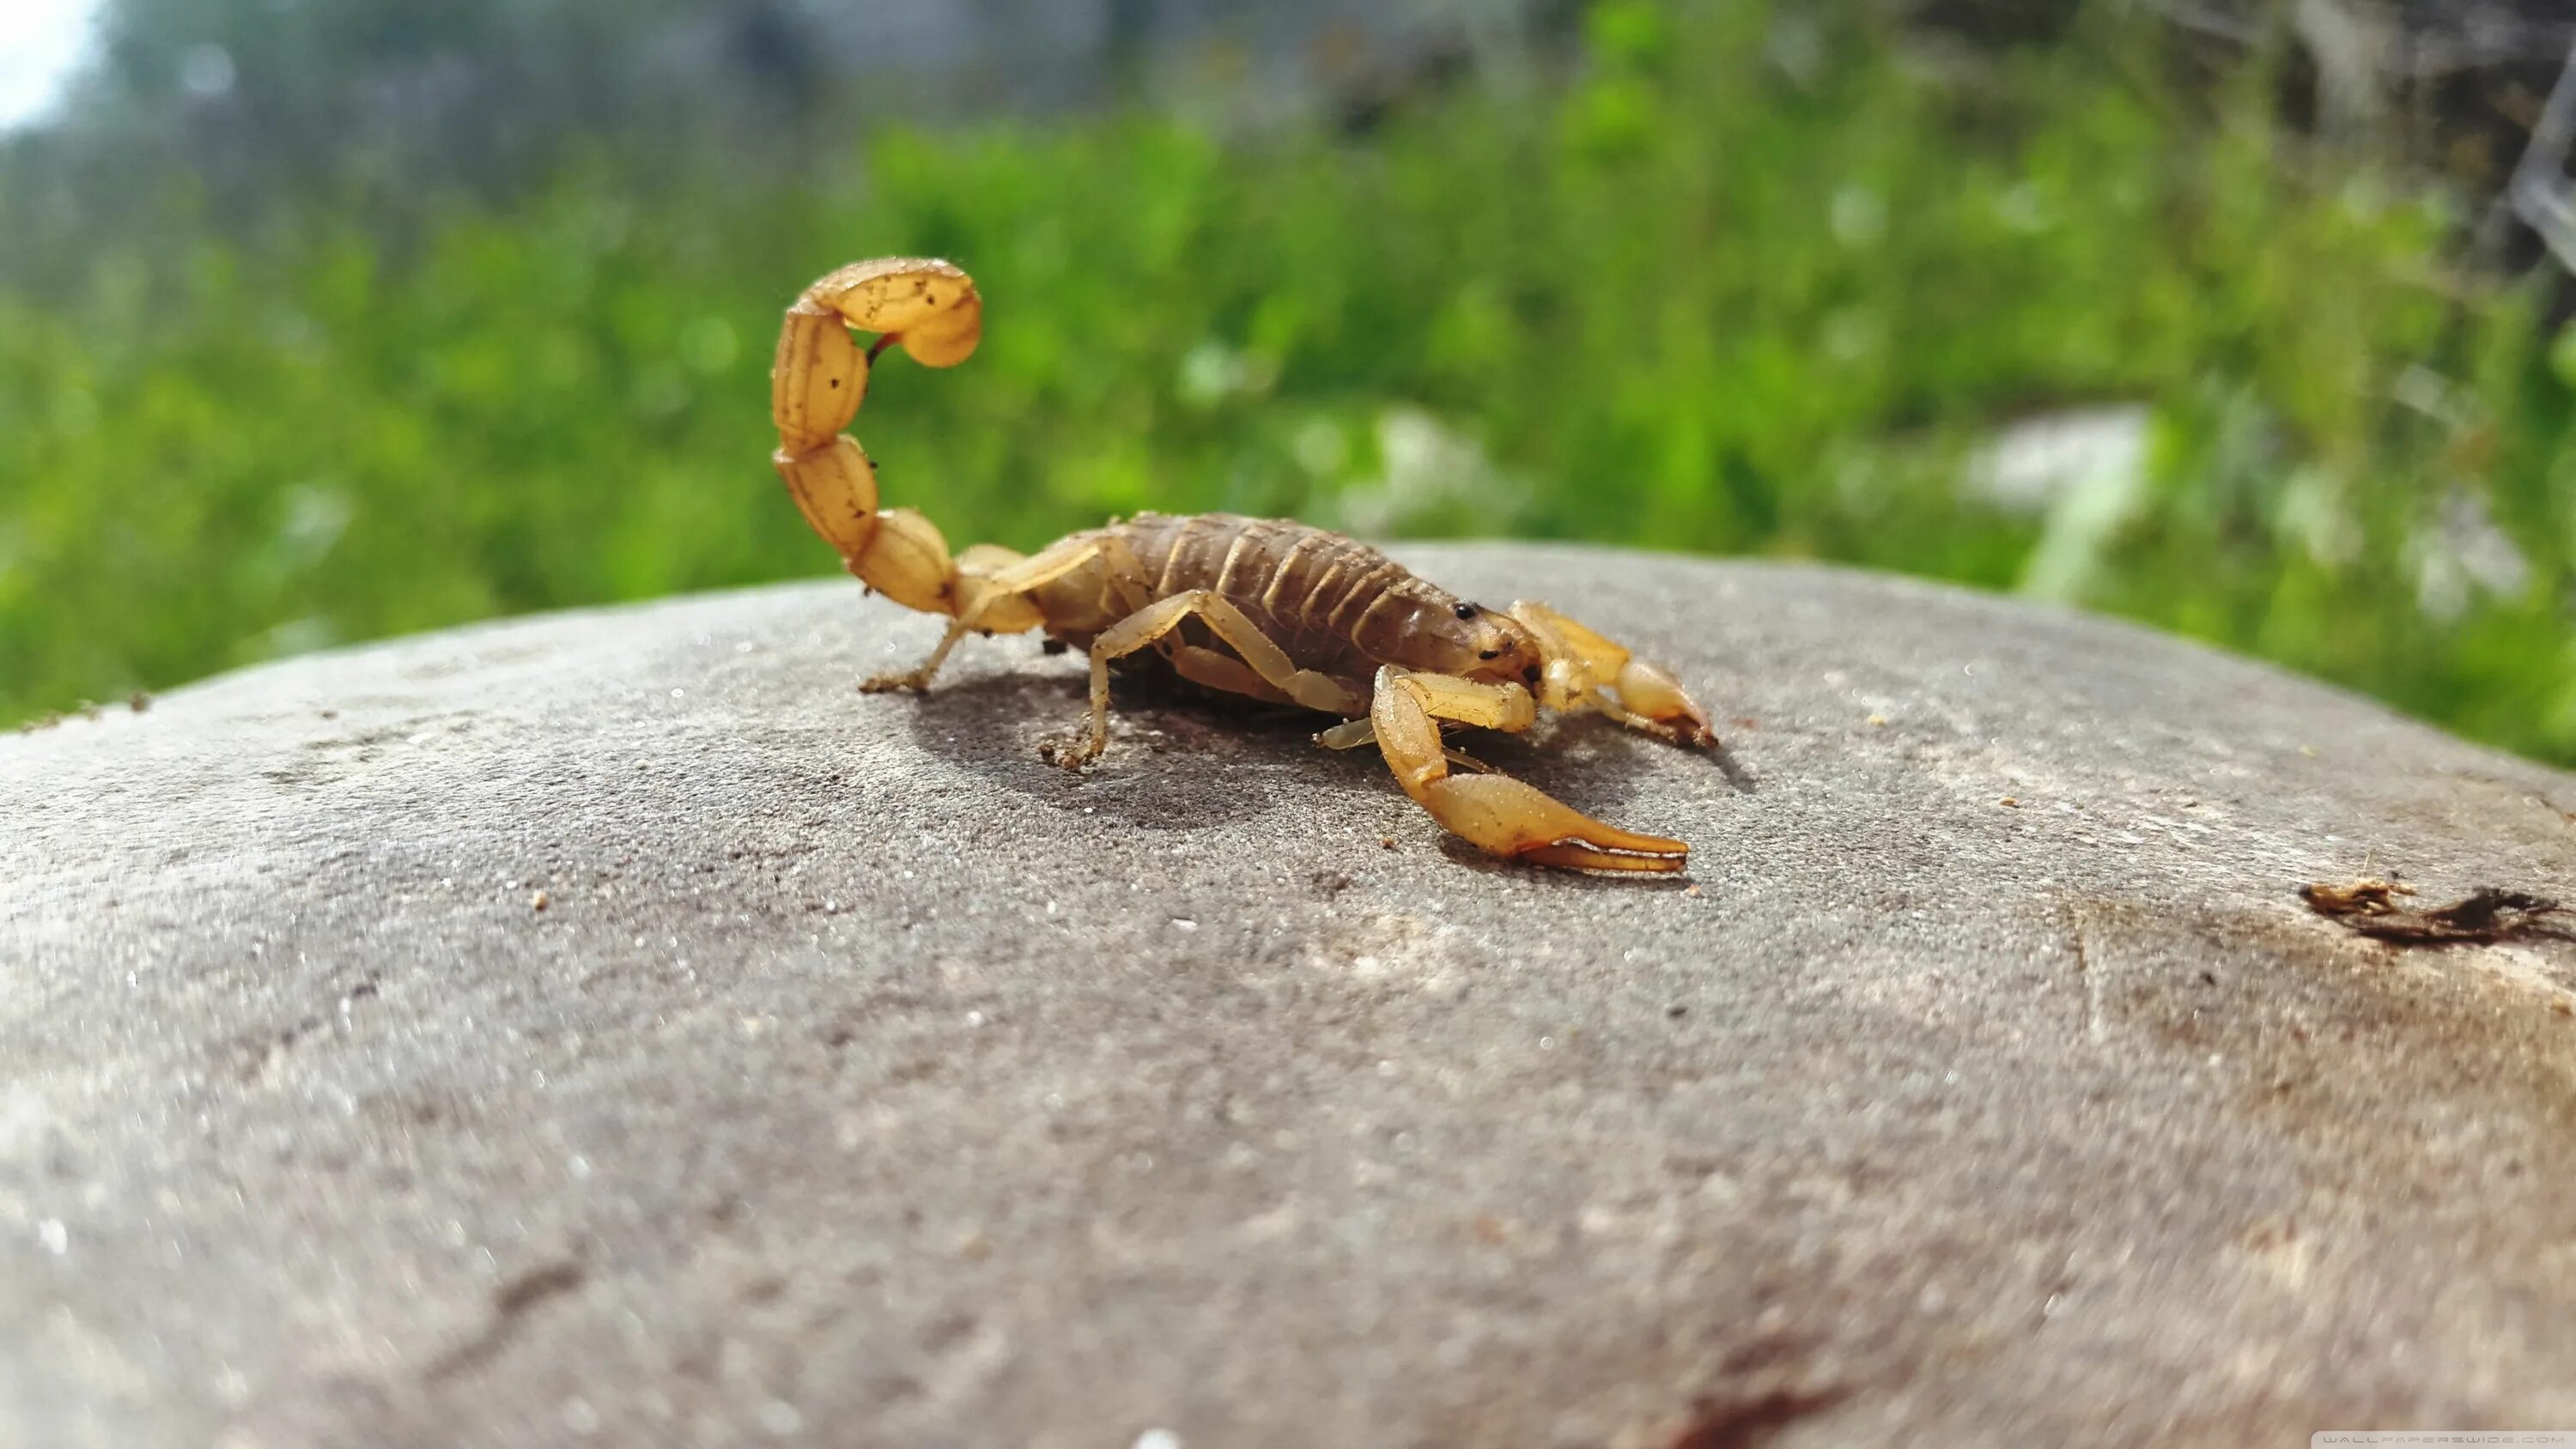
[1455, 603, 1479, 620]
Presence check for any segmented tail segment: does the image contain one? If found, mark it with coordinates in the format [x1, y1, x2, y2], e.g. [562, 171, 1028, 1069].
[770, 258, 983, 615]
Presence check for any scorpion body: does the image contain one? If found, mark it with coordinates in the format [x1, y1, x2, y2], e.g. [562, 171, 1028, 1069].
[771, 258, 1718, 872]
[1026, 512, 1534, 687]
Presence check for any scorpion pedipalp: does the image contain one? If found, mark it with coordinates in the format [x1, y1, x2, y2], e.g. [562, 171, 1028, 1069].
[1366, 666, 1689, 873]
[1509, 600, 1720, 749]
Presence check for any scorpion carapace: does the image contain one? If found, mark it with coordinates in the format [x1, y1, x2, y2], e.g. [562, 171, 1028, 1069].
[770, 258, 1721, 873]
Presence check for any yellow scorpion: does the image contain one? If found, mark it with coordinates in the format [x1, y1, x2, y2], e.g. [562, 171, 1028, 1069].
[771, 258, 1719, 872]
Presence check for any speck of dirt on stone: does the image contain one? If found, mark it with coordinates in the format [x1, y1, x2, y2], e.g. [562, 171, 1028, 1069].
[532, 890, 551, 912]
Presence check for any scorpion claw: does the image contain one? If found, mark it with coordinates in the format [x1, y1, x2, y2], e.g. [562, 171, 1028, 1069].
[1518, 840, 1692, 873]
[1509, 601, 1721, 752]
[1609, 658, 1719, 749]
[1369, 666, 1692, 872]
[1417, 775, 1690, 874]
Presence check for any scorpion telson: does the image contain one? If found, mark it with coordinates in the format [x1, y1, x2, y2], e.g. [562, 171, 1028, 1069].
[771, 257, 1722, 872]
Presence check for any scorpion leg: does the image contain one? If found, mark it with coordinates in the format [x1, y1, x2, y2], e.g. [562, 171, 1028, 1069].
[1370, 665, 1689, 873]
[1054, 591, 1365, 768]
[861, 535, 1101, 693]
[1315, 715, 1492, 773]
[860, 617, 974, 695]
[1169, 646, 1295, 705]
[1508, 601, 1718, 749]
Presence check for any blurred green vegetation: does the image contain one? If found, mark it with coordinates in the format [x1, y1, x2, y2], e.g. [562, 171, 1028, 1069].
[5, 0, 2574, 761]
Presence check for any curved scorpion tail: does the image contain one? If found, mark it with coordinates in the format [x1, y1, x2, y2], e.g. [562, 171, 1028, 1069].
[769, 258, 983, 617]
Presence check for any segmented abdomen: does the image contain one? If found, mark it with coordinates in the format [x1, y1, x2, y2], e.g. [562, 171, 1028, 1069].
[1103, 512, 1466, 682]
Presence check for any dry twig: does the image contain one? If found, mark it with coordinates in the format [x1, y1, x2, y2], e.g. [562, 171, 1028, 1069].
[2300, 878, 2570, 944]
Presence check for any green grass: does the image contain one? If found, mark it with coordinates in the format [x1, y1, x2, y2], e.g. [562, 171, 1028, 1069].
[5, 1, 2573, 761]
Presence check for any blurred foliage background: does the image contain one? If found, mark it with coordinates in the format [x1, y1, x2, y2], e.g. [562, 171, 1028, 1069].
[4, 0, 2576, 761]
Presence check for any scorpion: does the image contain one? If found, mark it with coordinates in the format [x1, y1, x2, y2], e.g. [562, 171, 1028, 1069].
[771, 258, 1720, 872]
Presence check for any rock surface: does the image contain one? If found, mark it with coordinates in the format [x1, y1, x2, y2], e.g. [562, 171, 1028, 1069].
[5, 545, 2574, 1449]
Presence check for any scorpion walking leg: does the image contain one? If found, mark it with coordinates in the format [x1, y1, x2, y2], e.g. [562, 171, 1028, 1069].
[1316, 715, 1492, 773]
[860, 618, 973, 695]
[1370, 665, 1689, 873]
[1509, 601, 1718, 749]
[861, 535, 1102, 693]
[1054, 591, 1365, 768]
[1167, 646, 1296, 705]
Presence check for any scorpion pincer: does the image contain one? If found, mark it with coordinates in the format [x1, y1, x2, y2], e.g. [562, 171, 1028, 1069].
[770, 258, 1722, 873]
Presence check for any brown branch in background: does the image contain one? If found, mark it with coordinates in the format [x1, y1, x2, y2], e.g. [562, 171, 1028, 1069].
[2300, 878, 2570, 945]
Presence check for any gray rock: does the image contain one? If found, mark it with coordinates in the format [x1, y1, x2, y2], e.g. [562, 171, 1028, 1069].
[5, 545, 2573, 1449]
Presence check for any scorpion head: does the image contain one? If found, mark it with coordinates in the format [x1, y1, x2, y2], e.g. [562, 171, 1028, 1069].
[1448, 601, 1549, 694]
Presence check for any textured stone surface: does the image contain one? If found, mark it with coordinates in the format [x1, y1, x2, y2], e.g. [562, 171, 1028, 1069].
[5, 545, 2574, 1449]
